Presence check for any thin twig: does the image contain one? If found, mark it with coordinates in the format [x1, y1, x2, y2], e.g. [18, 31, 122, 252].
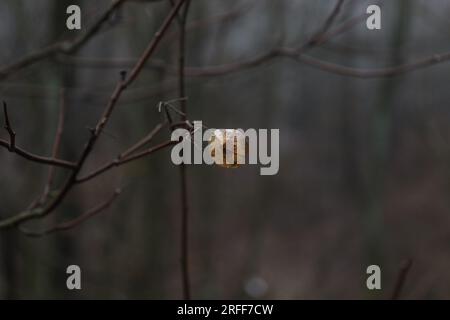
[170, 44, 450, 79]
[303, 0, 345, 48]
[176, 0, 192, 300]
[0, 0, 127, 82]
[2, 101, 16, 151]
[77, 140, 176, 182]
[292, 51, 450, 78]
[163, 102, 175, 130]
[40, 89, 66, 204]
[0, 140, 75, 168]
[117, 140, 177, 165]
[20, 189, 121, 237]
[76, 129, 173, 184]
[119, 122, 167, 159]
[1, 102, 75, 169]
[391, 259, 413, 300]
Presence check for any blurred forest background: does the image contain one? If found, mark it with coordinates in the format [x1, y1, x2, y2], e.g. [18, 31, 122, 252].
[1, 0, 450, 299]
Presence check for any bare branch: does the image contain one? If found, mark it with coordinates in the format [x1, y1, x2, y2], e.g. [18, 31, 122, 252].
[168, 44, 450, 79]
[55, 1, 254, 71]
[1, 101, 75, 169]
[174, 0, 192, 300]
[0, 0, 186, 229]
[0, 0, 127, 81]
[0, 138, 76, 169]
[292, 51, 450, 78]
[304, 0, 345, 48]
[76, 139, 176, 183]
[20, 189, 121, 237]
[391, 259, 413, 300]
[119, 121, 167, 159]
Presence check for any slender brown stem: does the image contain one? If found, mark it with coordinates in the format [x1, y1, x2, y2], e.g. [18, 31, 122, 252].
[20, 189, 121, 237]
[303, 0, 345, 48]
[40, 89, 66, 204]
[1, 101, 75, 169]
[2, 101, 16, 151]
[391, 259, 413, 300]
[0, 139, 76, 168]
[119, 122, 167, 159]
[76, 139, 175, 183]
[179, 164, 190, 299]
[177, 0, 192, 300]
[293, 51, 450, 78]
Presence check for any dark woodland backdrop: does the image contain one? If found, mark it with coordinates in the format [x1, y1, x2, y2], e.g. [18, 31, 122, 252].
[1, 0, 450, 299]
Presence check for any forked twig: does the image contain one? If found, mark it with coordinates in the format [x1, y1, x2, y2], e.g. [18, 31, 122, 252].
[1, 102, 75, 169]
[76, 123, 173, 184]
[20, 189, 121, 237]
[175, 0, 192, 300]
[304, 0, 345, 48]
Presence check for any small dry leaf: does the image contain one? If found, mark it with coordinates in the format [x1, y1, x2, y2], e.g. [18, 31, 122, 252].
[209, 129, 248, 168]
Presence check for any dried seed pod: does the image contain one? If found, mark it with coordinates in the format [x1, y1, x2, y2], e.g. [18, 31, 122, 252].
[209, 129, 248, 168]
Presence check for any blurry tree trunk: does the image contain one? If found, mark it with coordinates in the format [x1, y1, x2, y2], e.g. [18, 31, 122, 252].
[1, 231, 18, 298]
[45, 0, 79, 298]
[240, 0, 287, 298]
[0, 0, 24, 299]
[364, 0, 412, 292]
